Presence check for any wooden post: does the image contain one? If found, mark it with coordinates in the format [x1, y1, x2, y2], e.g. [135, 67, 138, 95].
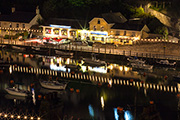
[123, 51, 125, 56]
[130, 50, 131, 56]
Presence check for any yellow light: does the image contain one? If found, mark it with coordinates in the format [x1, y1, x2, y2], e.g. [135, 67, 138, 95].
[38, 117, 41, 120]
[30, 117, 34, 119]
[124, 66, 129, 72]
[11, 115, 14, 118]
[66, 58, 70, 64]
[101, 96, 104, 110]
[24, 116, 27, 119]
[0, 113, 2, 116]
[4, 114, 7, 118]
[109, 64, 113, 70]
[119, 66, 123, 71]
[17, 115, 21, 119]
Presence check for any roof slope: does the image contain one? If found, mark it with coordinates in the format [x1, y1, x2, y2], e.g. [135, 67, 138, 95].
[0, 11, 36, 23]
[99, 12, 127, 24]
[46, 18, 88, 29]
[111, 22, 144, 31]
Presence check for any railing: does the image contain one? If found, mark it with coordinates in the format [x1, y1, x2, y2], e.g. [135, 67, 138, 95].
[1, 39, 180, 60]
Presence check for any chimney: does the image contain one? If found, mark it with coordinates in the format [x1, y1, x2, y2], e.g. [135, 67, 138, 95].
[12, 7, 15, 13]
[36, 6, 39, 15]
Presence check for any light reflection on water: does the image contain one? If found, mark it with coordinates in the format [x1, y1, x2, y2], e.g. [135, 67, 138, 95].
[0, 50, 179, 119]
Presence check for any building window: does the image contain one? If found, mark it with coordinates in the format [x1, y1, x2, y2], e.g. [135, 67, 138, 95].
[93, 26, 96, 31]
[16, 24, 19, 28]
[9, 23, 12, 28]
[101, 26, 104, 31]
[53, 29, 59, 35]
[45, 28, 51, 34]
[61, 30, 67, 36]
[116, 31, 120, 36]
[124, 31, 126, 36]
[22, 24, 25, 28]
[97, 19, 100, 24]
[92, 36, 95, 40]
[70, 31, 76, 36]
[132, 32, 135, 37]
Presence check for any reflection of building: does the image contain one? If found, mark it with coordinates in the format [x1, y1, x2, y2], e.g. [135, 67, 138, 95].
[0, 6, 43, 37]
[89, 12, 150, 44]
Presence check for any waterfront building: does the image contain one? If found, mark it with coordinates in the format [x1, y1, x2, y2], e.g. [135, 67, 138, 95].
[0, 6, 43, 37]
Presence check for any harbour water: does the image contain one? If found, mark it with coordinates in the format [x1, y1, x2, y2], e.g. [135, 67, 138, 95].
[0, 48, 179, 120]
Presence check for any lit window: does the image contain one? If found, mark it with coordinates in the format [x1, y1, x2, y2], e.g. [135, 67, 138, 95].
[45, 28, 51, 34]
[16, 24, 19, 28]
[97, 19, 100, 24]
[70, 31, 76, 36]
[10, 23, 12, 28]
[61, 30, 67, 36]
[53, 29, 59, 35]
[22, 24, 25, 28]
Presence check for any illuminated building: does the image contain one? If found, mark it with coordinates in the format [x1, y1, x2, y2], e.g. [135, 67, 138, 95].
[0, 6, 43, 37]
[89, 12, 150, 45]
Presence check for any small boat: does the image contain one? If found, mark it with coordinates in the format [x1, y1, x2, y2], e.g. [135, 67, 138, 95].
[83, 57, 106, 67]
[131, 62, 153, 70]
[156, 60, 176, 66]
[12, 46, 26, 51]
[4, 87, 28, 97]
[40, 80, 67, 90]
[127, 56, 145, 64]
[55, 50, 73, 56]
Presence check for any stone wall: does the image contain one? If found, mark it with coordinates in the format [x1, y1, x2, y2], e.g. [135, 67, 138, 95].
[146, 8, 172, 27]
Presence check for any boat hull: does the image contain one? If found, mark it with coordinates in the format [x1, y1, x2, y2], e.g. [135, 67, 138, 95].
[40, 81, 67, 90]
[5, 88, 28, 97]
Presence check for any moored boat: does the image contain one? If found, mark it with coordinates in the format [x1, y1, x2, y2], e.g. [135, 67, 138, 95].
[131, 62, 153, 70]
[39, 80, 67, 90]
[156, 60, 176, 67]
[4, 87, 28, 97]
[83, 58, 106, 67]
[55, 50, 73, 56]
[127, 56, 145, 64]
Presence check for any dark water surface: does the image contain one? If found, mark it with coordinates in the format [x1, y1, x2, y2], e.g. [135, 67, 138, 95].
[0, 49, 179, 120]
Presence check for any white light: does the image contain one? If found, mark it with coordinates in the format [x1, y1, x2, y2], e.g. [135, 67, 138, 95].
[109, 80, 112, 87]
[88, 66, 107, 73]
[101, 96, 104, 110]
[81, 66, 86, 72]
[30, 117, 34, 119]
[38, 117, 41, 120]
[11, 115, 14, 118]
[17, 115, 21, 119]
[4, 114, 7, 118]
[9, 66, 12, 74]
[24, 116, 27, 119]
[119, 66, 123, 71]
[124, 66, 129, 72]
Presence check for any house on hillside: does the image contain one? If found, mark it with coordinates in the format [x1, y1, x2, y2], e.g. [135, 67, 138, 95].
[89, 12, 150, 44]
[0, 6, 43, 37]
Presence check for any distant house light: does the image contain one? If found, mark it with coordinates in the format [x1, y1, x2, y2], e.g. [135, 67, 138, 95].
[50, 24, 71, 29]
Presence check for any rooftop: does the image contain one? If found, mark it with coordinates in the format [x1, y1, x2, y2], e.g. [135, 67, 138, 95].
[0, 11, 36, 23]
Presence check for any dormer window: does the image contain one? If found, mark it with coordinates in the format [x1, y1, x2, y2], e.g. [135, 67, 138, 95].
[97, 19, 100, 24]
[16, 24, 19, 28]
[9, 23, 12, 28]
[22, 24, 25, 28]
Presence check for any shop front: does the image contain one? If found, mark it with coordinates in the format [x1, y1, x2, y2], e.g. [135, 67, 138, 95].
[42, 24, 77, 39]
